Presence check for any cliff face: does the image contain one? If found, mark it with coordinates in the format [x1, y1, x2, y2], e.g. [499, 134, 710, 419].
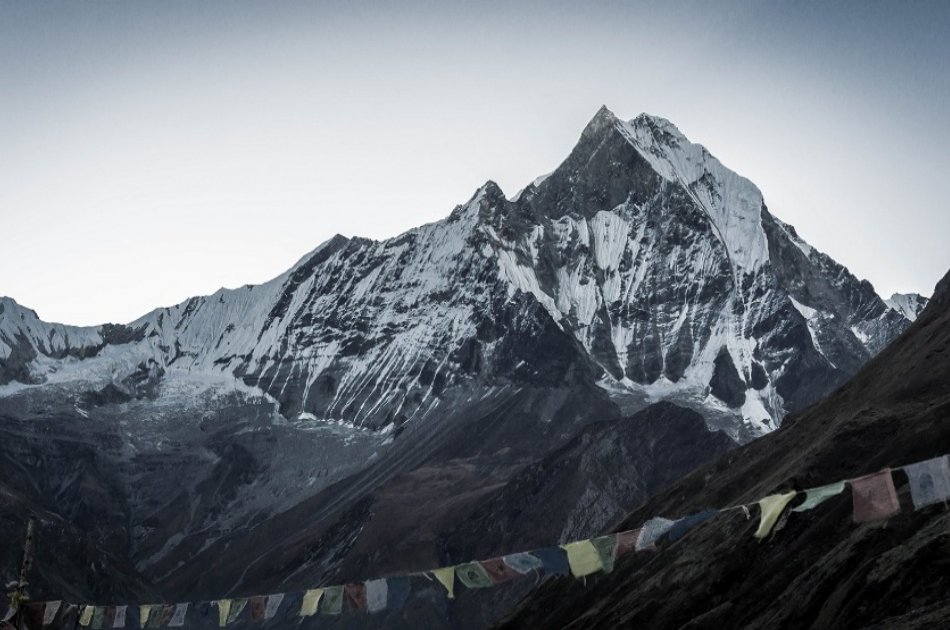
[501, 268, 950, 629]
[0, 108, 928, 625]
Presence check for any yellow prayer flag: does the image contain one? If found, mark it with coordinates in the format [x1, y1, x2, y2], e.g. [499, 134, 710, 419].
[216, 600, 231, 627]
[300, 589, 323, 617]
[78, 605, 94, 627]
[561, 540, 604, 578]
[139, 605, 152, 628]
[432, 566, 456, 599]
[754, 491, 797, 539]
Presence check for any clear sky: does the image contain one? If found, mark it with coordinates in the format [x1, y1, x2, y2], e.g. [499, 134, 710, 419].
[2, 1, 948, 326]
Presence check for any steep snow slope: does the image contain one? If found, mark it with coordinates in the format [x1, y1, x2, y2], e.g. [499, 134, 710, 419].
[502, 266, 950, 630]
[885, 292, 928, 321]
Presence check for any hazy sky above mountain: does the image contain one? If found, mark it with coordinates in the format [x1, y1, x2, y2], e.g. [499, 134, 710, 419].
[2, 1, 948, 325]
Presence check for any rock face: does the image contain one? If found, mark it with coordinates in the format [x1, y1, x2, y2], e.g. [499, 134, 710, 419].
[439, 402, 736, 562]
[0, 107, 929, 618]
[501, 267, 950, 630]
[0, 107, 923, 440]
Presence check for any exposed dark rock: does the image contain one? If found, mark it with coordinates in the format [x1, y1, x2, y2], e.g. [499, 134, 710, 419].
[709, 347, 746, 407]
[441, 402, 735, 561]
[501, 268, 950, 629]
[0, 331, 38, 385]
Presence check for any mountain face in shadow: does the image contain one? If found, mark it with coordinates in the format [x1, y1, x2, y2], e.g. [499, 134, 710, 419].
[502, 267, 950, 629]
[0, 108, 930, 626]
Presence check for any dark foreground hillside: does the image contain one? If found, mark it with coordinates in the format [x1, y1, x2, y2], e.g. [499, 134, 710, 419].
[501, 267, 950, 630]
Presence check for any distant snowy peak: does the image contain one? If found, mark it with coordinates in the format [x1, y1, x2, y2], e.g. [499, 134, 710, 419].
[885, 292, 929, 322]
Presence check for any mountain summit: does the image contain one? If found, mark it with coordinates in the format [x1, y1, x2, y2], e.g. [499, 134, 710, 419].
[0, 107, 923, 441]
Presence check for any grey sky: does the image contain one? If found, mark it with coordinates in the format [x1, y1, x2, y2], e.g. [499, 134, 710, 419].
[2, 1, 948, 325]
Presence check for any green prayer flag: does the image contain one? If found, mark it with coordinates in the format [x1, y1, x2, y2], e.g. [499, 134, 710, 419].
[90, 606, 106, 630]
[590, 534, 619, 573]
[792, 481, 846, 512]
[320, 585, 344, 615]
[226, 599, 247, 624]
[455, 562, 494, 589]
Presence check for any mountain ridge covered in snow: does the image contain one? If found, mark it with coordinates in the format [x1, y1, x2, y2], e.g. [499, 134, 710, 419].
[0, 107, 926, 440]
[885, 291, 928, 322]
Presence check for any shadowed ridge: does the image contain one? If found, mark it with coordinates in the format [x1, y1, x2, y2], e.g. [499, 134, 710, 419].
[500, 267, 950, 629]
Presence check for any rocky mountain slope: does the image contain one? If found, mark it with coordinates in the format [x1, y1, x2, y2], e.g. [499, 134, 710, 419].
[502, 267, 950, 629]
[0, 107, 923, 441]
[0, 107, 929, 620]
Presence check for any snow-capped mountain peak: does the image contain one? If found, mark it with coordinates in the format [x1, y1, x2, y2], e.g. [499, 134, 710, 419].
[0, 107, 919, 440]
[617, 111, 770, 272]
[885, 292, 929, 322]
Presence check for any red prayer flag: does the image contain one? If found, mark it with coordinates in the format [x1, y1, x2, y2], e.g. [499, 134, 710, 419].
[159, 605, 175, 626]
[479, 557, 521, 583]
[22, 603, 44, 630]
[616, 529, 641, 557]
[345, 583, 367, 611]
[851, 469, 900, 523]
[249, 596, 267, 620]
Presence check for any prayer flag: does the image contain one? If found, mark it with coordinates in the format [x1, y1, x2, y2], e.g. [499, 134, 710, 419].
[215, 600, 232, 626]
[226, 599, 247, 624]
[79, 605, 94, 627]
[137, 606, 152, 628]
[479, 557, 521, 583]
[615, 529, 640, 558]
[112, 605, 127, 628]
[23, 603, 44, 629]
[365, 579, 388, 614]
[792, 481, 846, 512]
[431, 567, 456, 599]
[158, 605, 175, 626]
[168, 603, 188, 628]
[345, 583, 367, 611]
[590, 534, 619, 573]
[668, 509, 719, 542]
[755, 492, 797, 539]
[904, 456, 950, 510]
[636, 517, 676, 550]
[530, 547, 570, 576]
[386, 576, 411, 611]
[851, 469, 900, 523]
[43, 601, 62, 626]
[455, 562, 494, 589]
[263, 594, 283, 620]
[561, 540, 604, 578]
[502, 552, 544, 574]
[249, 596, 266, 621]
[320, 586, 344, 615]
[299, 590, 322, 617]
[90, 606, 105, 630]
